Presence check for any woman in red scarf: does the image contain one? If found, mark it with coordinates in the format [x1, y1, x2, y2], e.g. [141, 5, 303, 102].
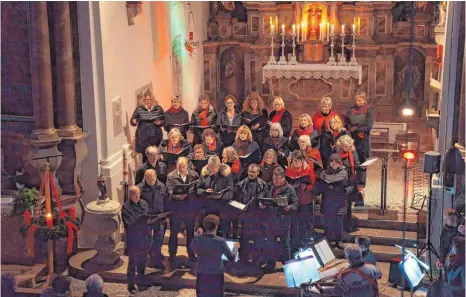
[268, 97, 293, 138]
[232, 125, 261, 180]
[289, 114, 319, 151]
[319, 114, 348, 162]
[335, 135, 362, 232]
[164, 96, 190, 139]
[297, 135, 323, 171]
[221, 146, 242, 183]
[201, 128, 223, 156]
[190, 94, 217, 145]
[285, 151, 316, 254]
[159, 128, 191, 171]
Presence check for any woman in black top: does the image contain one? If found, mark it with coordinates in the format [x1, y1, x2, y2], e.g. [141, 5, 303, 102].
[190, 94, 217, 145]
[259, 149, 280, 183]
[201, 128, 223, 157]
[263, 122, 289, 167]
[232, 125, 262, 180]
[217, 95, 242, 147]
[268, 97, 293, 138]
[241, 92, 268, 146]
[130, 90, 164, 162]
[164, 96, 190, 138]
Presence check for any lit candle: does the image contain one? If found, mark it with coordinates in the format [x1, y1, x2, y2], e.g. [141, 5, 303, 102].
[24, 210, 31, 226]
[46, 213, 54, 230]
[341, 25, 345, 34]
[301, 22, 305, 41]
[270, 16, 272, 29]
[122, 144, 129, 183]
[352, 24, 356, 34]
[297, 25, 300, 42]
[275, 16, 278, 31]
[358, 17, 361, 35]
[331, 24, 334, 35]
[281, 24, 285, 34]
[271, 24, 274, 35]
[69, 207, 76, 221]
[327, 23, 330, 41]
[292, 24, 295, 34]
[319, 23, 323, 40]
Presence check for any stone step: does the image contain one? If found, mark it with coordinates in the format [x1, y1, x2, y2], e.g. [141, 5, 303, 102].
[314, 214, 421, 232]
[333, 243, 418, 263]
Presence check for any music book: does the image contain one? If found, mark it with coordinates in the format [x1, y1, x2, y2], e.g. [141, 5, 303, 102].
[221, 240, 239, 262]
[399, 255, 425, 288]
[192, 125, 215, 129]
[172, 180, 199, 195]
[139, 211, 172, 226]
[240, 115, 263, 124]
[286, 174, 312, 184]
[259, 196, 288, 207]
[161, 147, 190, 163]
[139, 114, 164, 122]
[311, 239, 336, 266]
[228, 200, 247, 211]
[170, 122, 191, 127]
[283, 255, 320, 288]
[191, 159, 208, 170]
[202, 186, 232, 197]
[360, 157, 378, 167]
[238, 149, 260, 163]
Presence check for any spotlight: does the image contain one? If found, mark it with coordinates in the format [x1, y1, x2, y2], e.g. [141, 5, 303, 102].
[403, 151, 416, 160]
[402, 107, 414, 116]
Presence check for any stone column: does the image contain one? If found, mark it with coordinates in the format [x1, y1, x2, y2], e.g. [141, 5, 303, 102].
[28, 1, 62, 193]
[53, 1, 89, 196]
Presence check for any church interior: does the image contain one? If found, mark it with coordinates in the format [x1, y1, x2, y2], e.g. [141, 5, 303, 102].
[1, 1, 465, 297]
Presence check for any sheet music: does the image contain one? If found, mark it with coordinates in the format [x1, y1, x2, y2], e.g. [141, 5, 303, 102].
[360, 157, 378, 167]
[314, 240, 335, 265]
[222, 240, 239, 262]
[283, 256, 320, 288]
[228, 200, 246, 211]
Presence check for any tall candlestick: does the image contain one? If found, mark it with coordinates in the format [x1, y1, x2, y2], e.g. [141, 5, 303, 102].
[69, 207, 76, 221]
[46, 213, 54, 229]
[289, 30, 298, 65]
[327, 31, 336, 65]
[268, 25, 277, 65]
[350, 30, 358, 65]
[297, 24, 300, 43]
[352, 24, 356, 33]
[327, 23, 330, 41]
[339, 27, 346, 65]
[122, 144, 129, 183]
[278, 29, 287, 65]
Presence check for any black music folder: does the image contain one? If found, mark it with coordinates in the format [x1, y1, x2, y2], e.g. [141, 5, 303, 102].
[192, 125, 215, 130]
[285, 174, 312, 184]
[140, 113, 164, 122]
[161, 147, 190, 164]
[138, 211, 172, 226]
[170, 122, 191, 128]
[191, 159, 208, 170]
[238, 149, 261, 163]
[172, 180, 198, 195]
[240, 115, 262, 124]
[202, 186, 232, 197]
[259, 196, 289, 207]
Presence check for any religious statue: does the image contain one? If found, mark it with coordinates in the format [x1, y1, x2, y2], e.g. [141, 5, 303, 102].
[224, 52, 238, 99]
[210, 1, 234, 20]
[396, 64, 422, 107]
[97, 173, 107, 200]
[438, 1, 447, 27]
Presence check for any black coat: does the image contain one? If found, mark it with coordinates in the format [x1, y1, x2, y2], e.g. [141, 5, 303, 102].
[190, 105, 217, 144]
[202, 139, 223, 156]
[289, 128, 319, 152]
[166, 169, 199, 215]
[263, 136, 290, 167]
[259, 163, 279, 183]
[137, 180, 168, 215]
[158, 139, 192, 171]
[235, 177, 267, 205]
[164, 108, 190, 138]
[130, 105, 165, 153]
[232, 140, 262, 179]
[268, 110, 293, 138]
[260, 182, 299, 213]
[135, 161, 168, 185]
[122, 199, 151, 252]
[216, 108, 243, 147]
[241, 109, 268, 146]
[319, 129, 348, 167]
[197, 164, 234, 202]
[346, 104, 374, 162]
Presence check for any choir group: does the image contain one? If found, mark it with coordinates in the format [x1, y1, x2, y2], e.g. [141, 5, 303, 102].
[122, 89, 374, 290]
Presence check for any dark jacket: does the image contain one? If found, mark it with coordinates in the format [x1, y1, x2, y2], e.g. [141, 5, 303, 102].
[285, 166, 316, 205]
[232, 140, 262, 179]
[340, 150, 361, 186]
[289, 128, 319, 152]
[440, 225, 458, 262]
[241, 109, 268, 145]
[362, 249, 377, 266]
[190, 105, 217, 144]
[260, 182, 299, 213]
[158, 139, 192, 171]
[235, 177, 267, 205]
[122, 199, 151, 252]
[164, 107, 190, 138]
[130, 105, 165, 153]
[166, 169, 199, 200]
[313, 168, 353, 215]
[263, 136, 290, 167]
[137, 180, 168, 215]
[202, 138, 223, 156]
[197, 164, 234, 201]
[346, 104, 374, 161]
[216, 108, 243, 147]
[259, 163, 279, 183]
[135, 161, 168, 185]
[268, 109, 293, 138]
[319, 129, 348, 167]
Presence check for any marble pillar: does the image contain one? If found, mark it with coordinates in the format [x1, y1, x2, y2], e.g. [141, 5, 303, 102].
[52, 1, 89, 196]
[28, 1, 62, 193]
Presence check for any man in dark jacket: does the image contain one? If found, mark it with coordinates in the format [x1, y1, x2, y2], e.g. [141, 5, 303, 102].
[439, 209, 459, 263]
[122, 186, 151, 293]
[166, 157, 199, 261]
[356, 236, 377, 266]
[197, 155, 234, 237]
[135, 146, 168, 185]
[258, 166, 298, 271]
[137, 169, 168, 269]
[235, 164, 266, 264]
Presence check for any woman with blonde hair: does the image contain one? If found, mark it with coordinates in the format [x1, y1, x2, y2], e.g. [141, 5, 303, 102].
[263, 122, 289, 167]
[268, 97, 293, 138]
[159, 128, 191, 171]
[232, 125, 261, 179]
[289, 114, 318, 151]
[242, 92, 268, 145]
[259, 149, 279, 183]
[217, 95, 242, 147]
[221, 146, 242, 183]
[320, 114, 348, 162]
[190, 94, 217, 145]
[130, 90, 165, 162]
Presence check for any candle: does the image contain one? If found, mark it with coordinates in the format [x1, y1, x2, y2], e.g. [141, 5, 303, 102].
[46, 213, 54, 230]
[327, 23, 330, 41]
[297, 25, 300, 42]
[24, 210, 31, 226]
[271, 24, 274, 35]
[358, 17, 361, 35]
[122, 144, 129, 183]
[69, 207, 76, 221]
[319, 23, 323, 40]
[331, 24, 334, 35]
[281, 24, 285, 34]
[292, 24, 295, 34]
[275, 16, 278, 31]
[352, 24, 356, 34]
[341, 25, 345, 34]
[270, 16, 272, 29]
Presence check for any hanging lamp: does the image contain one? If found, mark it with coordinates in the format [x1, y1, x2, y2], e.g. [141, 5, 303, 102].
[185, 2, 200, 57]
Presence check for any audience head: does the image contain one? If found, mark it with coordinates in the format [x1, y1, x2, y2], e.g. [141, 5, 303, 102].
[335, 135, 355, 153]
[168, 128, 184, 145]
[443, 208, 459, 227]
[344, 244, 363, 266]
[320, 97, 333, 114]
[222, 146, 238, 164]
[426, 280, 453, 297]
[51, 275, 71, 294]
[451, 236, 465, 259]
[207, 155, 221, 175]
[140, 90, 157, 107]
[262, 149, 277, 165]
[224, 95, 236, 111]
[269, 122, 283, 138]
[298, 135, 311, 151]
[193, 144, 206, 160]
[1, 273, 16, 297]
[203, 214, 220, 234]
[176, 157, 189, 175]
[129, 186, 141, 203]
[145, 146, 159, 165]
[329, 115, 345, 132]
[171, 96, 182, 109]
[198, 94, 211, 110]
[202, 128, 217, 145]
[247, 164, 260, 180]
[85, 273, 104, 293]
[272, 166, 286, 187]
[236, 125, 252, 143]
[298, 114, 313, 129]
[458, 224, 465, 236]
[355, 236, 371, 251]
[355, 91, 367, 107]
[272, 97, 285, 111]
[328, 153, 342, 170]
[291, 151, 306, 169]
[243, 92, 265, 113]
[144, 169, 157, 186]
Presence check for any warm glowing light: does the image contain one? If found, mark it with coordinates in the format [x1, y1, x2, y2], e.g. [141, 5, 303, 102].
[402, 108, 414, 116]
[46, 213, 52, 218]
[403, 152, 416, 160]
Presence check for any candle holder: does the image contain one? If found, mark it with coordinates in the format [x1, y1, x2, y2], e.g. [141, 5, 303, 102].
[337, 32, 348, 66]
[289, 32, 298, 65]
[267, 31, 277, 65]
[278, 31, 288, 65]
[349, 31, 358, 65]
[327, 32, 337, 65]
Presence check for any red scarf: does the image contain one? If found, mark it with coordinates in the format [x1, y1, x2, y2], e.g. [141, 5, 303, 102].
[236, 140, 249, 156]
[305, 146, 323, 169]
[168, 106, 183, 113]
[198, 108, 209, 126]
[231, 159, 241, 174]
[271, 109, 285, 123]
[207, 139, 217, 152]
[340, 151, 355, 176]
[297, 125, 313, 136]
[167, 141, 181, 153]
[333, 130, 341, 137]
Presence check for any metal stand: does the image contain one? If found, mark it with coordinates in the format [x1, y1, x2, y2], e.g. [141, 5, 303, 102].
[372, 149, 398, 216]
[416, 173, 439, 280]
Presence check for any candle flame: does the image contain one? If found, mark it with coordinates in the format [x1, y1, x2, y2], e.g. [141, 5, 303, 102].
[46, 213, 52, 218]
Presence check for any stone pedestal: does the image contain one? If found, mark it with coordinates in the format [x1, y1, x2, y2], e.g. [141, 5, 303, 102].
[57, 133, 89, 195]
[84, 199, 122, 271]
[29, 144, 63, 195]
